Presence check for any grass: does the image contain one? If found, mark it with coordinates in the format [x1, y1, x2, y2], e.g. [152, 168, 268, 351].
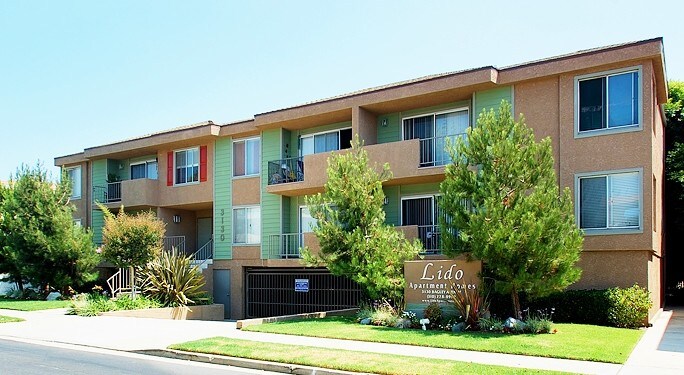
[0, 315, 24, 323]
[170, 337, 567, 375]
[242, 316, 643, 364]
[0, 298, 70, 311]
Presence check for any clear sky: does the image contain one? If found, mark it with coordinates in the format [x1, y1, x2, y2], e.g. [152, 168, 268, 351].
[1, 0, 681, 180]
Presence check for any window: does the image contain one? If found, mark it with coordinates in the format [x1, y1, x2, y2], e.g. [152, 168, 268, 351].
[131, 160, 158, 180]
[577, 170, 641, 232]
[403, 108, 469, 167]
[233, 206, 260, 244]
[65, 166, 81, 199]
[175, 148, 199, 185]
[299, 128, 352, 156]
[401, 195, 443, 254]
[300, 206, 317, 233]
[576, 68, 641, 135]
[234, 138, 260, 177]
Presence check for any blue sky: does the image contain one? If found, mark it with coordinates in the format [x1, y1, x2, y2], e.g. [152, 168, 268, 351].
[1, 1, 681, 180]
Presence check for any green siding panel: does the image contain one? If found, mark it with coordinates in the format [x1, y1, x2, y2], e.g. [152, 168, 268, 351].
[377, 100, 470, 145]
[91, 159, 108, 243]
[261, 129, 282, 259]
[400, 183, 441, 196]
[91, 210, 104, 244]
[383, 186, 400, 226]
[473, 86, 513, 123]
[214, 138, 232, 259]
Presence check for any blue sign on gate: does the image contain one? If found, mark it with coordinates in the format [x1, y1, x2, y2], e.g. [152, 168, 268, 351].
[294, 278, 309, 292]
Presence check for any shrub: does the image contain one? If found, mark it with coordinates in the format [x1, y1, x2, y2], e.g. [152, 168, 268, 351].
[607, 284, 652, 328]
[67, 293, 161, 316]
[370, 302, 399, 327]
[139, 250, 206, 307]
[423, 302, 443, 329]
[448, 285, 490, 330]
[524, 317, 553, 334]
[479, 317, 504, 332]
[112, 294, 161, 310]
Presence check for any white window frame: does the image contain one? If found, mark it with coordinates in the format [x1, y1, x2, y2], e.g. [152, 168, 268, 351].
[574, 66, 643, 138]
[233, 137, 261, 178]
[65, 166, 82, 200]
[174, 147, 200, 186]
[400, 107, 470, 141]
[574, 168, 643, 236]
[232, 205, 261, 245]
[399, 194, 441, 226]
[299, 127, 352, 157]
[130, 159, 158, 180]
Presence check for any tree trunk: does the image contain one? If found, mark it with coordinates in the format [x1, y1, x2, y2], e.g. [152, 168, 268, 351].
[511, 287, 522, 320]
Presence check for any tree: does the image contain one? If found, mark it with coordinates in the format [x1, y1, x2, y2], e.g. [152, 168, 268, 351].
[301, 137, 422, 303]
[100, 205, 165, 298]
[0, 164, 99, 294]
[440, 101, 583, 319]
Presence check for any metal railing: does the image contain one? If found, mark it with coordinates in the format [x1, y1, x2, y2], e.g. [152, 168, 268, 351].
[106, 268, 132, 297]
[268, 233, 302, 259]
[92, 182, 122, 203]
[268, 157, 304, 185]
[418, 134, 466, 167]
[191, 237, 213, 266]
[163, 235, 186, 253]
[418, 225, 441, 255]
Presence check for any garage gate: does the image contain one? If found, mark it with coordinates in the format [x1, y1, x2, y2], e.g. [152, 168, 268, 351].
[245, 268, 362, 318]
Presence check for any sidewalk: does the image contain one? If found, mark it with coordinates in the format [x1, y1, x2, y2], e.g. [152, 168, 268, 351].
[1, 307, 683, 374]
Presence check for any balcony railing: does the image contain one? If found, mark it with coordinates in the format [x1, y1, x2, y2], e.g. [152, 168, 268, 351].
[268, 157, 304, 185]
[92, 182, 122, 203]
[268, 233, 302, 259]
[163, 235, 186, 254]
[418, 134, 466, 168]
[418, 225, 441, 255]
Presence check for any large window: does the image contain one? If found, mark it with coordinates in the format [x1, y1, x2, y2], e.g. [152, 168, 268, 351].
[65, 166, 81, 199]
[234, 138, 260, 177]
[299, 128, 352, 156]
[403, 108, 469, 167]
[233, 206, 260, 244]
[576, 68, 641, 135]
[131, 160, 158, 180]
[577, 170, 641, 232]
[175, 148, 199, 185]
[401, 195, 443, 254]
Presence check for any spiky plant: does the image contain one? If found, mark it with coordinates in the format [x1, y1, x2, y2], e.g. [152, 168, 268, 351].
[139, 249, 206, 307]
[448, 284, 490, 330]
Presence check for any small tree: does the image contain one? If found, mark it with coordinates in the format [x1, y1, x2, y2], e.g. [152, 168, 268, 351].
[440, 101, 583, 319]
[301, 137, 422, 303]
[100, 205, 165, 298]
[0, 164, 99, 294]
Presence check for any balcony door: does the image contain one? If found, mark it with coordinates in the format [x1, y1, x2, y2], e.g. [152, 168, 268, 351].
[401, 195, 441, 254]
[403, 108, 469, 167]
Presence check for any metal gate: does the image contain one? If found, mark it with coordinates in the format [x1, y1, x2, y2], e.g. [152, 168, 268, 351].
[245, 268, 362, 318]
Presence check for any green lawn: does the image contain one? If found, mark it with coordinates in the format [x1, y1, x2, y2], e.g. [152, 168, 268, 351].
[0, 315, 24, 323]
[0, 298, 70, 311]
[170, 337, 567, 375]
[242, 316, 643, 364]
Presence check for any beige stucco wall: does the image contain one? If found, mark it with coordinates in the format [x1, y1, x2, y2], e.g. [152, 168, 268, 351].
[157, 142, 214, 208]
[232, 177, 260, 205]
[157, 207, 197, 253]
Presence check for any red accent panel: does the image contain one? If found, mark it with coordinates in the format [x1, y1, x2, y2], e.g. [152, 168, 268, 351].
[167, 151, 174, 186]
[200, 145, 208, 182]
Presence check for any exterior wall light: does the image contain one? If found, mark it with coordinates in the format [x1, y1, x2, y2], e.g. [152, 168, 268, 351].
[173, 214, 181, 223]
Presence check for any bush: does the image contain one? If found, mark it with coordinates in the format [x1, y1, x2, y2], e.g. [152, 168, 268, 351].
[356, 301, 401, 327]
[423, 302, 442, 329]
[448, 285, 490, 330]
[139, 250, 207, 307]
[524, 317, 553, 334]
[607, 284, 652, 328]
[67, 293, 161, 316]
[489, 286, 652, 328]
[478, 317, 504, 332]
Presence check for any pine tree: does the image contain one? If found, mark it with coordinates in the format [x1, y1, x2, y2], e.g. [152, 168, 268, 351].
[301, 137, 422, 303]
[440, 101, 583, 319]
[0, 164, 99, 294]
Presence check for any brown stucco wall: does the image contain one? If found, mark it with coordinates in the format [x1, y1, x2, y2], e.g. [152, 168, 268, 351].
[157, 142, 214, 208]
[157, 207, 197, 253]
[232, 177, 260, 205]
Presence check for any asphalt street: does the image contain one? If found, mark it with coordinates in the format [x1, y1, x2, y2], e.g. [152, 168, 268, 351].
[0, 338, 278, 375]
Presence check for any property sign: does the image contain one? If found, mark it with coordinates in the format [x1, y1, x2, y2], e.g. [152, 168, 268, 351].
[404, 259, 481, 315]
[294, 278, 309, 292]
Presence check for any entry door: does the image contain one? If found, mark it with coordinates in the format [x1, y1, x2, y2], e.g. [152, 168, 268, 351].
[197, 217, 213, 250]
[213, 269, 231, 319]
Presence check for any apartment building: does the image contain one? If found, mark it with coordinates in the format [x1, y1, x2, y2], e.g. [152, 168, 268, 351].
[55, 38, 667, 320]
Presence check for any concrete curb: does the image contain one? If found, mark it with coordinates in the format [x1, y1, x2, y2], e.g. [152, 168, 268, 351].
[136, 348, 363, 375]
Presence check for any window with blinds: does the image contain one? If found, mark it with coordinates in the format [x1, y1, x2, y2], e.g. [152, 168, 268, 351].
[579, 171, 640, 230]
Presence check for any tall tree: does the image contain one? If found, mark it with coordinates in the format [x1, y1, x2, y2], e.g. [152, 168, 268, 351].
[99, 205, 165, 298]
[301, 137, 422, 303]
[440, 101, 583, 319]
[0, 164, 99, 294]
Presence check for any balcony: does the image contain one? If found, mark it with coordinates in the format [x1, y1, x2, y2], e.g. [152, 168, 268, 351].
[418, 134, 465, 168]
[266, 139, 449, 196]
[267, 232, 320, 259]
[397, 224, 442, 255]
[93, 178, 159, 208]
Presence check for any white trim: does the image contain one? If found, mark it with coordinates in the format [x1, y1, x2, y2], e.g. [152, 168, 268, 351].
[399, 194, 440, 226]
[173, 147, 200, 186]
[400, 106, 470, 142]
[65, 165, 82, 200]
[232, 136, 261, 178]
[130, 159, 158, 180]
[574, 66, 643, 138]
[298, 127, 353, 156]
[574, 168, 643, 236]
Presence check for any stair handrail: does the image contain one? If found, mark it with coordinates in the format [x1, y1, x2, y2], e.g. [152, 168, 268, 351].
[106, 268, 131, 297]
[191, 237, 213, 267]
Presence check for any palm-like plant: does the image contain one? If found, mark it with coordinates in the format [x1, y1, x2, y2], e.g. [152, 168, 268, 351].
[448, 283, 490, 330]
[139, 248, 206, 307]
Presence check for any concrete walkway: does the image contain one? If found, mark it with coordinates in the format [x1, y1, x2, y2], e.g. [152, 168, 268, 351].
[0, 307, 683, 374]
